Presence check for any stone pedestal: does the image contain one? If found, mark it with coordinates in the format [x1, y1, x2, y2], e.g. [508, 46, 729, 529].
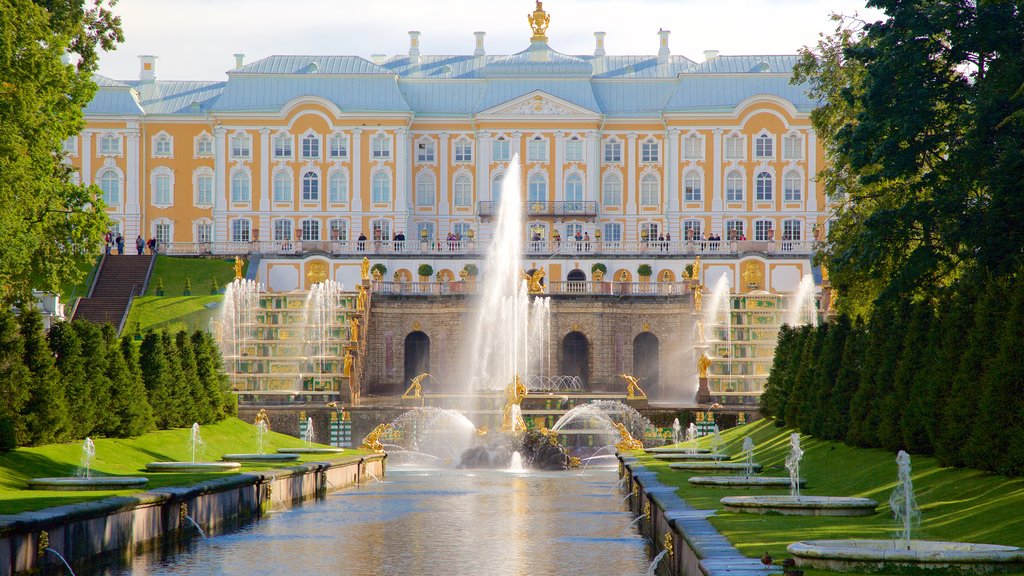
[696, 377, 711, 404]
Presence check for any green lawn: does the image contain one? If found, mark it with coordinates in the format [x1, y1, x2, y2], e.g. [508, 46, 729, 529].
[0, 418, 371, 514]
[124, 295, 222, 334]
[145, 256, 242, 297]
[635, 419, 1024, 576]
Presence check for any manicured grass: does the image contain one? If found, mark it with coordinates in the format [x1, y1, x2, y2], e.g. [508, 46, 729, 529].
[634, 419, 1024, 576]
[0, 418, 372, 514]
[145, 256, 242, 297]
[124, 295, 222, 334]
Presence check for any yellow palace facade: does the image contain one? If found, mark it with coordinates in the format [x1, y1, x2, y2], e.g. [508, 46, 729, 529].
[72, 3, 828, 296]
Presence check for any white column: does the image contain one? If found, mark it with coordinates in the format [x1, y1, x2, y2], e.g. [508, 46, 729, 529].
[806, 129, 818, 213]
[125, 127, 141, 238]
[439, 133, 450, 213]
[213, 126, 227, 241]
[258, 128, 270, 237]
[666, 128, 679, 214]
[712, 129, 723, 212]
[585, 130, 599, 204]
[395, 128, 408, 232]
[626, 132, 637, 215]
[351, 128, 363, 212]
[475, 131, 489, 204]
[554, 131, 564, 202]
[81, 131, 92, 185]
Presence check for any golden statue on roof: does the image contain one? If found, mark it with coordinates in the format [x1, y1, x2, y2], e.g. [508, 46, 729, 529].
[528, 1, 550, 42]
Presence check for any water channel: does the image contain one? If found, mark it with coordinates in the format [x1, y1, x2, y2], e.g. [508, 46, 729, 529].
[84, 465, 652, 576]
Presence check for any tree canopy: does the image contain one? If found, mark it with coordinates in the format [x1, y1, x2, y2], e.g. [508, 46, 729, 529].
[0, 0, 122, 304]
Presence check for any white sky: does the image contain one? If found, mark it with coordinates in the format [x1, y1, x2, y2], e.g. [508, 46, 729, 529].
[96, 0, 885, 81]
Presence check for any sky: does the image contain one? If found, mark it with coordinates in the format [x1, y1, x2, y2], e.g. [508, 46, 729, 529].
[96, 0, 886, 81]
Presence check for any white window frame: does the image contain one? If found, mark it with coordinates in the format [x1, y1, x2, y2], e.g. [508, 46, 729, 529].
[272, 219, 293, 241]
[371, 170, 391, 204]
[329, 219, 348, 241]
[273, 133, 293, 160]
[527, 136, 548, 162]
[453, 174, 472, 208]
[682, 133, 703, 160]
[328, 133, 349, 160]
[454, 137, 473, 163]
[683, 171, 702, 203]
[603, 222, 622, 243]
[416, 138, 435, 163]
[99, 133, 122, 155]
[527, 172, 547, 203]
[230, 218, 252, 242]
[273, 169, 293, 203]
[230, 132, 251, 160]
[641, 138, 660, 163]
[754, 133, 774, 159]
[782, 219, 803, 241]
[604, 139, 622, 163]
[491, 172, 505, 204]
[602, 172, 622, 208]
[682, 219, 703, 242]
[231, 169, 252, 203]
[194, 132, 214, 158]
[639, 172, 660, 207]
[301, 170, 320, 202]
[754, 219, 773, 241]
[153, 219, 173, 245]
[371, 219, 392, 242]
[63, 136, 78, 156]
[372, 133, 391, 160]
[724, 134, 744, 160]
[300, 132, 321, 160]
[492, 138, 511, 162]
[783, 133, 803, 160]
[725, 220, 745, 241]
[565, 136, 584, 162]
[755, 171, 774, 202]
[783, 170, 803, 202]
[152, 132, 173, 158]
[194, 219, 213, 243]
[151, 168, 174, 207]
[98, 167, 123, 205]
[415, 172, 435, 207]
[564, 172, 584, 203]
[328, 170, 348, 205]
[301, 219, 321, 241]
[725, 170, 744, 203]
[640, 222, 660, 242]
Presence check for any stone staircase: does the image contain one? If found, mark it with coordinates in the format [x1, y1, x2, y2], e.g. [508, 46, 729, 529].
[73, 254, 154, 331]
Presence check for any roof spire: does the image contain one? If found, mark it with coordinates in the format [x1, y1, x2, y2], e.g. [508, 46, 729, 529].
[528, 1, 550, 43]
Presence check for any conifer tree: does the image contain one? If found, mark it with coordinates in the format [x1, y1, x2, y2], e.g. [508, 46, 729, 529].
[891, 300, 933, 453]
[176, 331, 208, 423]
[140, 332, 172, 429]
[48, 320, 90, 439]
[784, 325, 821, 429]
[18, 306, 68, 445]
[846, 307, 893, 447]
[71, 320, 112, 437]
[809, 317, 850, 439]
[192, 330, 235, 419]
[761, 325, 799, 422]
[872, 300, 910, 451]
[119, 336, 155, 436]
[0, 310, 30, 449]
[160, 331, 189, 427]
[825, 319, 865, 441]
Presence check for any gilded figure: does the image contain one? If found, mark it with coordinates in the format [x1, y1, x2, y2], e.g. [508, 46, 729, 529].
[500, 374, 529, 432]
[613, 421, 644, 451]
[697, 352, 712, 379]
[620, 373, 647, 400]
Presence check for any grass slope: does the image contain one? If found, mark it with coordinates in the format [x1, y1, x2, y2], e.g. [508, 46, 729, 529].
[145, 256, 241, 297]
[635, 419, 1024, 576]
[0, 418, 370, 514]
[124, 295, 222, 334]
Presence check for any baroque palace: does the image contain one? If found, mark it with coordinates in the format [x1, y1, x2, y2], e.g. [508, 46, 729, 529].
[72, 2, 830, 404]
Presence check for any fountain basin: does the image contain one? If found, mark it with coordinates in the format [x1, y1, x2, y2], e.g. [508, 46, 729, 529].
[668, 462, 761, 473]
[689, 476, 805, 489]
[722, 495, 877, 516]
[646, 447, 711, 454]
[145, 462, 242, 473]
[27, 477, 149, 491]
[276, 447, 346, 454]
[788, 539, 1024, 574]
[221, 453, 300, 463]
[652, 452, 729, 461]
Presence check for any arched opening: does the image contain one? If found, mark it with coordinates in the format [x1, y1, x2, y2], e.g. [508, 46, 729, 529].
[632, 332, 660, 394]
[403, 331, 430, 390]
[566, 269, 586, 292]
[561, 331, 589, 387]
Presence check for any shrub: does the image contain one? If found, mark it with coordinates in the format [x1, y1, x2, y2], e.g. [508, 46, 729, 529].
[591, 263, 607, 275]
[183, 277, 192, 296]
[371, 263, 387, 277]
[418, 264, 434, 278]
[463, 263, 479, 276]
[210, 276, 220, 295]
[637, 264, 653, 277]
[155, 278, 165, 296]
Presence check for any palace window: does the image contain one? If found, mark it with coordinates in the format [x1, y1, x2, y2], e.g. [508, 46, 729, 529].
[99, 133, 121, 155]
[273, 170, 292, 203]
[454, 138, 473, 162]
[527, 172, 547, 203]
[492, 138, 510, 162]
[372, 171, 391, 203]
[724, 135, 743, 160]
[725, 220, 745, 241]
[784, 170, 802, 202]
[602, 172, 622, 207]
[195, 134, 213, 157]
[565, 136, 583, 162]
[195, 171, 214, 206]
[725, 170, 744, 202]
[603, 222, 622, 243]
[230, 133, 251, 159]
[640, 222, 659, 242]
[195, 221, 213, 243]
[153, 173, 172, 206]
[782, 219, 802, 241]
[230, 219, 251, 242]
[371, 219, 391, 242]
[98, 169, 121, 205]
[63, 136, 78, 155]
[683, 171, 702, 202]
[453, 222, 472, 239]
[527, 137, 548, 162]
[491, 173, 504, 204]
[453, 175, 472, 207]
[273, 220, 292, 241]
[372, 134, 391, 159]
[565, 173, 584, 203]
[604, 139, 622, 163]
[415, 173, 435, 207]
[783, 134, 803, 160]
[641, 139, 660, 163]
[273, 134, 292, 159]
[231, 170, 251, 203]
[301, 134, 320, 160]
[153, 134, 172, 157]
[754, 134, 773, 159]
[301, 219, 320, 241]
[682, 134, 703, 160]
[155, 222, 172, 245]
[329, 133, 349, 159]
[640, 173, 659, 207]
[301, 171, 320, 201]
[416, 139, 435, 162]
[755, 171, 773, 201]
[329, 219, 348, 241]
[754, 220, 773, 241]
[328, 171, 348, 204]
[682, 219, 703, 242]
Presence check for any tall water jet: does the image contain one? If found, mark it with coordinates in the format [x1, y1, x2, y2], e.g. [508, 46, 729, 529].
[468, 155, 550, 391]
[189, 423, 204, 463]
[784, 273, 817, 327]
[685, 423, 698, 455]
[710, 425, 722, 455]
[890, 450, 920, 546]
[305, 279, 345, 390]
[785, 433, 803, 497]
[742, 437, 756, 478]
[219, 278, 263, 391]
[77, 437, 95, 479]
[671, 418, 681, 445]
[304, 416, 315, 448]
[694, 273, 731, 401]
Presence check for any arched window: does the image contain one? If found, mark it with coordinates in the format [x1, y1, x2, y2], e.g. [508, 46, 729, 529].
[99, 133, 120, 155]
[231, 170, 251, 203]
[372, 172, 391, 204]
[153, 134, 172, 156]
[301, 133, 320, 159]
[195, 134, 213, 157]
[453, 174, 472, 207]
[328, 171, 348, 204]
[491, 173, 504, 204]
[755, 171, 773, 201]
[725, 170, 744, 202]
[301, 171, 319, 201]
[152, 172, 172, 206]
[99, 169, 121, 205]
[640, 173, 659, 206]
[683, 171, 702, 202]
[602, 172, 622, 207]
[641, 138, 659, 163]
[194, 169, 214, 206]
[528, 173, 547, 203]
[415, 173, 435, 207]
[784, 170, 802, 202]
[565, 173, 583, 203]
[754, 133, 773, 158]
[273, 170, 292, 203]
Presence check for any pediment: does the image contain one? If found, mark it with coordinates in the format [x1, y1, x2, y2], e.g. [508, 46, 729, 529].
[477, 91, 599, 119]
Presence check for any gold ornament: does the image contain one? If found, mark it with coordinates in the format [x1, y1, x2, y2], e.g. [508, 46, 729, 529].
[527, 1, 550, 41]
[306, 260, 328, 285]
[742, 260, 764, 290]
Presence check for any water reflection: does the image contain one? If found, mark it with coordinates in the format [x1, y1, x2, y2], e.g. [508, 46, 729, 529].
[85, 466, 651, 576]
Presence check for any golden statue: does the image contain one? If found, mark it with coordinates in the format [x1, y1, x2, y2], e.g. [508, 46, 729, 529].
[521, 268, 545, 294]
[343, 350, 353, 377]
[620, 373, 647, 400]
[527, 1, 550, 41]
[691, 256, 701, 282]
[360, 257, 371, 281]
[475, 425, 489, 436]
[349, 317, 360, 342]
[742, 260, 764, 290]
[234, 257, 244, 280]
[356, 284, 367, 310]
[359, 423, 391, 453]
[821, 264, 830, 284]
[500, 374, 529, 433]
[254, 408, 270, 428]
[696, 320, 705, 344]
[403, 372, 428, 399]
[568, 456, 581, 468]
[697, 352, 712, 379]
[613, 421, 644, 451]
[694, 284, 704, 313]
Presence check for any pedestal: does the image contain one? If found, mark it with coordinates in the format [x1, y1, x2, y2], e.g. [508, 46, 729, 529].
[696, 377, 711, 404]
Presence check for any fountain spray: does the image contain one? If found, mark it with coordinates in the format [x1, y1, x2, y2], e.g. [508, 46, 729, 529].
[785, 433, 803, 497]
[889, 450, 920, 546]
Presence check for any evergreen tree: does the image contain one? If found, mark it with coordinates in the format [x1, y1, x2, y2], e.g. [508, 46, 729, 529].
[873, 299, 910, 451]
[809, 317, 850, 439]
[140, 332, 173, 429]
[176, 331, 207, 424]
[48, 320, 90, 439]
[784, 325, 821, 430]
[892, 300, 933, 453]
[193, 330, 235, 419]
[160, 331, 189, 428]
[825, 319, 865, 441]
[760, 325, 800, 422]
[847, 308, 892, 448]
[920, 288, 969, 454]
[71, 320, 112, 437]
[18, 305, 68, 445]
[0, 310, 30, 448]
[118, 336, 154, 436]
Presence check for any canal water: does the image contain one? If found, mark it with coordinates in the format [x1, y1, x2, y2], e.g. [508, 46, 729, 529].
[86, 465, 652, 576]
